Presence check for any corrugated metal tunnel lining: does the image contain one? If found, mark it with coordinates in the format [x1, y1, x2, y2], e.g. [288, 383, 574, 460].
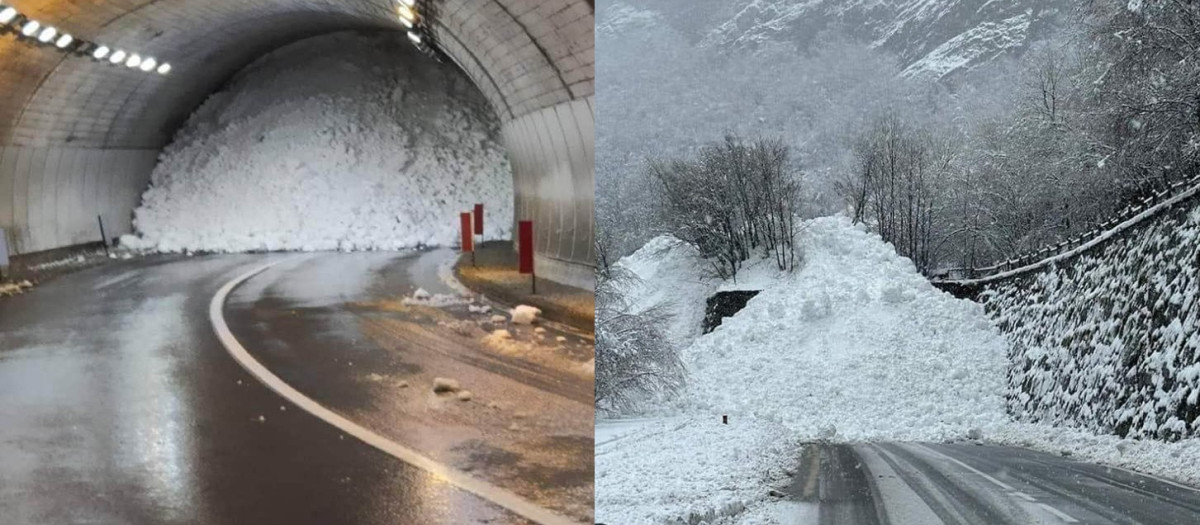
[0, 0, 594, 289]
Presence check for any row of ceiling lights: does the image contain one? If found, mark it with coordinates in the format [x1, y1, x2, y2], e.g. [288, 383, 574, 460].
[0, 3, 170, 75]
[397, 0, 435, 53]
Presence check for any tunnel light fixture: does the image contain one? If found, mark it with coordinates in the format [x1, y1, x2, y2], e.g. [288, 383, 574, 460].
[398, 4, 417, 23]
[36, 25, 54, 43]
[0, 4, 172, 76]
[396, 0, 438, 57]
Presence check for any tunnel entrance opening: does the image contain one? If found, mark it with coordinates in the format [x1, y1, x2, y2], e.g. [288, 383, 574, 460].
[0, 0, 593, 289]
[122, 30, 513, 254]
[702, 290, 761, 334]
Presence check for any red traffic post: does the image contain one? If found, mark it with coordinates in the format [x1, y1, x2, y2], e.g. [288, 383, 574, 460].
[473, 203, 484, 236]
[460, 212, 474, 254]
[518, 220, 535, 294]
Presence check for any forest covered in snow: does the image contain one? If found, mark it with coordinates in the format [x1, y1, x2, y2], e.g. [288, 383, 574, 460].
[597, 0, 1200, 274]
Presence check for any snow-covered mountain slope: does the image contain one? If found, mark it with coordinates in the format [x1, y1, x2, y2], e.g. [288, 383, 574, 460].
[699, 0, 1071, 80]
[123, 31, 511, 253]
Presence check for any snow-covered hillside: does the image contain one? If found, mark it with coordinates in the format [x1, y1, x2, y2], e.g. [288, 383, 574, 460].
[122, 31, 512, 253]
[700, 0, 1071, 80]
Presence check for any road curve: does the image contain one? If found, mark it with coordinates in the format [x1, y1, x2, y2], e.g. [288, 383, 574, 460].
[0, 252, 579, 524]
[220, 251, 594, 521]
[792, 442, 1200, 525]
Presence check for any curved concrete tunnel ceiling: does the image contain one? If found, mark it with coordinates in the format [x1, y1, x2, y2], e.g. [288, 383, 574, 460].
[0, 0, 595, 289]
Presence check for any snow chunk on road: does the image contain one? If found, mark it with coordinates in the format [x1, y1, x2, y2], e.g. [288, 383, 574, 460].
[403, 292, 468, 308]
[124, 32, 512, 253]
[510, 305, 541, 325]
[432, 377, 460, 394]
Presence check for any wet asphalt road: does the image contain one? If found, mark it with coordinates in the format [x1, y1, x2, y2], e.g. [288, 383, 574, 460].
[794, 442, 1200, 524]
[223, 251, 595, 521]
[0, 251, 592, 524]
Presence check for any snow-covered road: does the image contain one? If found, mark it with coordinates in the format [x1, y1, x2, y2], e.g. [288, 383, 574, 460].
[597, 415, 1200, 524]
[793, 442, 1200, 525]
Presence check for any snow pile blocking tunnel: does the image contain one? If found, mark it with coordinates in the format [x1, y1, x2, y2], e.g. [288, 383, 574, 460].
[0, 0, 594, 289]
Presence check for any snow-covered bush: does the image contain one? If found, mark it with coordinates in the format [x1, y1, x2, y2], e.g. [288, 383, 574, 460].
[983, 199, 1200, 440]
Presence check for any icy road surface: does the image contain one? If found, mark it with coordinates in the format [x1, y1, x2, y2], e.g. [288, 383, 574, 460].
[789, 442, 1200, 525]
[0, 251, 593, 524]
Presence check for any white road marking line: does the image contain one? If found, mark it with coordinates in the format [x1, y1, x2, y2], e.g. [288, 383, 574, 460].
[210, 260, 582, 525]
[913, 445, 1081, 524]
[1013, 491, 1037, 502]
[1038, 502, 1080, 523]
[856, 444, 946, 525]
[911, 444, 1014, 491]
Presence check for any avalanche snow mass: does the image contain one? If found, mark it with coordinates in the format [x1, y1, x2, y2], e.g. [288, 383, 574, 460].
[122, 31, 512, 253]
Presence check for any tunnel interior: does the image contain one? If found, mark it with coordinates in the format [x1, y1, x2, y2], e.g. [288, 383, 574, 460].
[0, 0, 595, 289]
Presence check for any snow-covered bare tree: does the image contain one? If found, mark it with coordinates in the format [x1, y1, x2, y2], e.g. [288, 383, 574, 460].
[1083, 0, 1200, 192]
[650, 136, 802, 280]
[595, 261, 684, 414]
[845, 116, 952, 273]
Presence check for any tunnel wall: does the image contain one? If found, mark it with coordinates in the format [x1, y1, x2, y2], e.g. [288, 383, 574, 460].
[977, 192, 1200, 440]
[0, 147, 156, 253]
[0, 0, 594, 290]
[432, 0, 596, 290]
[504, 97, 595, 289]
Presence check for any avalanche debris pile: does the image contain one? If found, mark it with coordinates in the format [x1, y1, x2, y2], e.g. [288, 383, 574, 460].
[122, 32, 512, 253]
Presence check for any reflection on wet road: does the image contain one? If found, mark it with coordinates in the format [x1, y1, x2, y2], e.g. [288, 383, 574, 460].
[0, 251, 592, 524]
